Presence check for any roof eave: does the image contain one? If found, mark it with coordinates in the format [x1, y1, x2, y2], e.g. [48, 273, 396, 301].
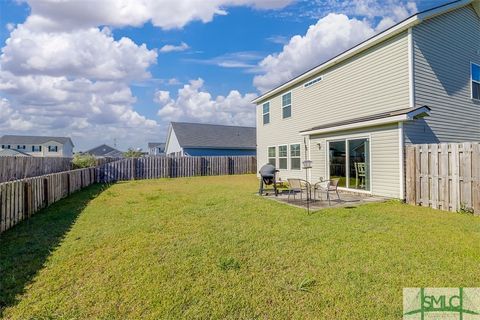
[252, 0, 473, 105]
[300, 106, 431, 136]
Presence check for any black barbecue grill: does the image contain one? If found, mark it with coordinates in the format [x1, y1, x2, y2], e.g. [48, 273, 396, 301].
[258, 163, 279, 196]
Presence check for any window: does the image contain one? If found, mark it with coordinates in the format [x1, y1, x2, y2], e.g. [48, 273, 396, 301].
[290, 144, 301, 170]
[472, 63, 480, 100]
[17, 145, 26, 150]
[282, 92, 291, 119]
[278, 145, 288, 169]
[268, 147, 276, 166]
[48, 146, 58, 152]
[262, 102, 270, 125]
[304, 76, 323, 88]
[328, 138, 370, 191]
[32, 146, 42, 152]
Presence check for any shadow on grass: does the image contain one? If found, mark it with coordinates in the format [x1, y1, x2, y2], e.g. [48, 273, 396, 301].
[0, 183, 109, 316]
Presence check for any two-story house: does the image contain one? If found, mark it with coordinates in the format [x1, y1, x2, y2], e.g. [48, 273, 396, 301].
[0, 135, 74, 157]
[253, 0, 480, 199]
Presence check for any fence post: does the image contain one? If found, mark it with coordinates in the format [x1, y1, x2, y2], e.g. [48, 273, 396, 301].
[473, 143, 480, 215]
[131, 158, 136, 180]
[43, 178, 49, 208]
[405, 146, 416, 205]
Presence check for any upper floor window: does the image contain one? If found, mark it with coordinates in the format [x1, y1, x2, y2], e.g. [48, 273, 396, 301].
[48, 146, 58, 152]
[290, 144, 301, 170]
[262, 102, 270, 125]
[472, 63, 480, 100]
[278, 145, 288, 169]
[17, 145, 26, 150]
[282, 93, 291, 119]
[268, 146, 276, 166]
[32, 146, 42, 152]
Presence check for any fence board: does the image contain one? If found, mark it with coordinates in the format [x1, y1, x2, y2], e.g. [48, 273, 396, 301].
[406, 142, 479, 215]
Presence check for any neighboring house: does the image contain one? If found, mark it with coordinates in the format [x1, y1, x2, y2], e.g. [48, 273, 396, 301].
[0, 149, 31, 157]
[0, 135, 74, 157]
[165, 122, 256, 156]
[147, 142, 166, 156]
[85, 144, 123, 158]
[253, 0, 480, 199]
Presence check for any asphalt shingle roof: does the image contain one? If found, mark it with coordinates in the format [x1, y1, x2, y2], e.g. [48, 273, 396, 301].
[0, 135, 74, 146]
[171, 122, 256, 149]
[85, 144, 123, 157]
[0, 149, 31, 157]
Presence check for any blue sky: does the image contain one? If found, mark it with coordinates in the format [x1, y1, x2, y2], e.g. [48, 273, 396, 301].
[0, 0, 451, 150]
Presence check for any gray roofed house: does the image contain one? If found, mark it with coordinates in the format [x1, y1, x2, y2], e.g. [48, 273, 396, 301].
[85, 144, 123, 158]
[147, 142, 166, 156]
[0, 135, 74, 157]
[164, 122, 256, 156]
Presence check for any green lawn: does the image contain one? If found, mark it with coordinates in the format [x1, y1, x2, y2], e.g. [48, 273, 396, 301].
[1, 175, 479, 319]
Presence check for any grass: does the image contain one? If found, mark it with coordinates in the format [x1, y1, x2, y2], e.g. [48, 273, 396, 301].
[1, 175, 479, 319]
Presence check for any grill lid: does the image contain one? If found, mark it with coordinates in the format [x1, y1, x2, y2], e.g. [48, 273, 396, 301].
[259, 163, 276, 178]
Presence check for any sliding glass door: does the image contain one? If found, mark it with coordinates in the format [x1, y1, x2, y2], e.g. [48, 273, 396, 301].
[328, 138, 370, 191]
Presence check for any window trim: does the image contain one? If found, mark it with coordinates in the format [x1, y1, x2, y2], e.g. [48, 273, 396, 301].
[278, 144, 288, 169]
[267, 146, 276, 167]
[471, 62, 480, 101]
[289, 143, 301, 171]
[281, 92, 292, 119]
[262, 101, 271, 125]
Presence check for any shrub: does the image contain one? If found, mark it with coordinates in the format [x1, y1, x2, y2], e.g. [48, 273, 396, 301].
[123, 148, 143, 158]
[72, 153, 97, 169]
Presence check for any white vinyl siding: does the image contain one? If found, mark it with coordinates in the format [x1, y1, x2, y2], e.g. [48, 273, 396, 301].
[405, 5, 480, 144]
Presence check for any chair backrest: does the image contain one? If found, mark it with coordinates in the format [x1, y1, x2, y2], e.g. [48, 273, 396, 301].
[287, 178, 302, 190]
[355, 162, 366, 175]
[329, 179, 339, 190]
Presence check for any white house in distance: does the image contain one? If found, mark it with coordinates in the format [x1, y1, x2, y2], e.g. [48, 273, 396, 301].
[0, 135, 74, 157]
[147, 142, 165, 156]
[253, 0, 480, 199]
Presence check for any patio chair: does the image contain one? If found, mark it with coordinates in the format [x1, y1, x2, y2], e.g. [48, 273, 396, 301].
[313, 179, 340, 206]
[287, 179, 310, 202]
[354, 162, 366, 188]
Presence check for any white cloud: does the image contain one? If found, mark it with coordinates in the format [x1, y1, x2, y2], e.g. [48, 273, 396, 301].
[0, 20, 159, 149]
[1, 26, 157, 81]
[159, 42, 190, 53]
[253, 1, 417, 92]
[23, 0, 295, 31]
[156, 78, 256, 126]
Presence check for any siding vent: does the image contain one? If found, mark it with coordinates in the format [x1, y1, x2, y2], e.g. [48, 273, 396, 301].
[304, 76, 323, 88]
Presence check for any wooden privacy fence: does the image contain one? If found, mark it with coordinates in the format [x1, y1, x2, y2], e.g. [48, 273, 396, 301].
[0, 167, 96, 233]
[0, 156, 73, 183]
[97, 156, 257, 183]
[406, 142, 480, 214]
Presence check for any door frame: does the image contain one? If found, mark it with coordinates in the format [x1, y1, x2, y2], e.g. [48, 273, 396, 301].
[326, 133, 372, 194]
